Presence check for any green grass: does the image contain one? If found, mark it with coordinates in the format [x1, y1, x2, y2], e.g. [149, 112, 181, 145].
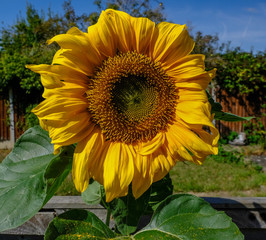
[55, 156, 266, 197]
[0, 149, 11, 163]
[1, 147, 265, 197]
[170, 157, 266, 197]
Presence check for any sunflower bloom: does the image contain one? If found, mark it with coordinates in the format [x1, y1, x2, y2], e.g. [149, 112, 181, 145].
[27, 9, 219, 202]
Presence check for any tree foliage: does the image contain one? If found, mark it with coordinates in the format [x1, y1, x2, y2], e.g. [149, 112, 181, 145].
[192, 32, 265, 116]
[0, 1, 92, 104]
[215, 49, 265, 96]
[89, 0, 165, 25]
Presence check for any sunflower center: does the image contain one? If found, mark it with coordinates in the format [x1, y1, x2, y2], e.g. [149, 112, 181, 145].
[87, 51, 178, 143]
[111, 75, 157, 122]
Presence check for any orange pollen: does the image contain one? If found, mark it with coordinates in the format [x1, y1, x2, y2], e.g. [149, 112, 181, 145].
[86, 51, 178, 143]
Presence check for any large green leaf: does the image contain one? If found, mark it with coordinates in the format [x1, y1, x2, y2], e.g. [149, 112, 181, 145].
[0, 126, 74, 231]
[45, 194, 244, 240]
[44, 209, 117, 240]
[135, 194, 244, 240]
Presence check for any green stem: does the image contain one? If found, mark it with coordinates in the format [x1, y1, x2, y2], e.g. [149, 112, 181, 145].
[105, 208, 111, 227]
[101, 199, 111, 227]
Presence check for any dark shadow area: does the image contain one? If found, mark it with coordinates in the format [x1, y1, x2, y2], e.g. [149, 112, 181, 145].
[202, 197, 266, 240]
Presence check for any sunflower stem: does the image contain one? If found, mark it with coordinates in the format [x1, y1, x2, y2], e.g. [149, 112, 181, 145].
[105, 208, 111, 227]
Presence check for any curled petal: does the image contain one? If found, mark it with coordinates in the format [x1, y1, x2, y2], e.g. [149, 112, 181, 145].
[49, 112, 93, 150]
[87, 11, 117, 58]
[137, 132, 165, 156]
[32, 96, 88, 121]
[153, 23, 194, 64]
[176, 101, 219, 148]
[104, 9, 135, 52]
[48, 27, 102, 75]
[73, 127, 105, 192]
[130, 16, 157, 55]
[164, 54, 205, 78]
[132, 154, 153, 199]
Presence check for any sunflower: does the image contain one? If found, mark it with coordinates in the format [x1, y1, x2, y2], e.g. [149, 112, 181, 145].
[27, 9, 219, 202]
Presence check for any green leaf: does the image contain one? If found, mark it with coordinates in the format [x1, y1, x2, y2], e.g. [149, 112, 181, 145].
[81, 176, 172, 235]
[135, 194, 244, 240]
[44, 144, 75, 204]
[146, 174, 173, 214]
[81, 180, 103, 205]
[0, 126, 74, 231]
[207, 90, 254, 122]
[213, 111, 254, 122]
[44, 209, 116, 240]
[109, 186, 151, 235]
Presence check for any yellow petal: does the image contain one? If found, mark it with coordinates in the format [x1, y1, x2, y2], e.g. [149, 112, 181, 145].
[137, 132, 165, 155]
[49, 112, 93, 147]
[87, 12, 117, 58]
[104, 9, 134, 52]
[130, 16, 156, 55]
[26, 64, 89, 84]
[169, 122, 217, 161]
[153, 23, 194, 64]
[176, 101, 216, 130]
[152, 148, 174, 182]
[151, 151, 166, 177]
[103, 142, 134, 202]
[132, 154, 153, 199]
[163, 54, 205, 79]
[42, 81, 87, 99]
[165, 129, 194, 162]
[175, 69, 216, 90]
[48, 28, 102, 75]
[177, 89, 208, 102]
[27, 64, 89, 100]
[73, 127, 105, 192]
[32, 96, 88, 121]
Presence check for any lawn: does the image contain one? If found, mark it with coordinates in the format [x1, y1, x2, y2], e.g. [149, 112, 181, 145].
[170, 157, 266, 197]
[1, 146, 265, 197]
[54, 153, 266, 197]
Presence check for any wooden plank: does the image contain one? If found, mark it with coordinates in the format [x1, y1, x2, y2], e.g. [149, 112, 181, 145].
[1, 196, 266, 239]
[43, 196, 102, 210]
[202, 197, 266, 209]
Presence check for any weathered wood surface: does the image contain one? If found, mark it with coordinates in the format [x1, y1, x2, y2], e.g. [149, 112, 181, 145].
[1, 196, 266, 240]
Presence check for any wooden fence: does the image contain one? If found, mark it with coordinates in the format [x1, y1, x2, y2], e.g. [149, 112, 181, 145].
[0, 91, 265, 146]
[1, 196, 266, 240]
[0, 98, 24, 143]
[216, 90, 265, 135]
[0, 99, 10, 141]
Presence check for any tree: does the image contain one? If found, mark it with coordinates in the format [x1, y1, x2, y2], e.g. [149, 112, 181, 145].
[215, 49, 266, 115]
[88, 0, 165, 25]
[0, 1, 92, 102]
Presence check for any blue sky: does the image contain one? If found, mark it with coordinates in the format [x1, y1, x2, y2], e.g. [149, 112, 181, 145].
[1, 0, 265, 52]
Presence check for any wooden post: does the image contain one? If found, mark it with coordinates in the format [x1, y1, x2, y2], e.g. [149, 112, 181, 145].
[8, 88, 15, 147]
